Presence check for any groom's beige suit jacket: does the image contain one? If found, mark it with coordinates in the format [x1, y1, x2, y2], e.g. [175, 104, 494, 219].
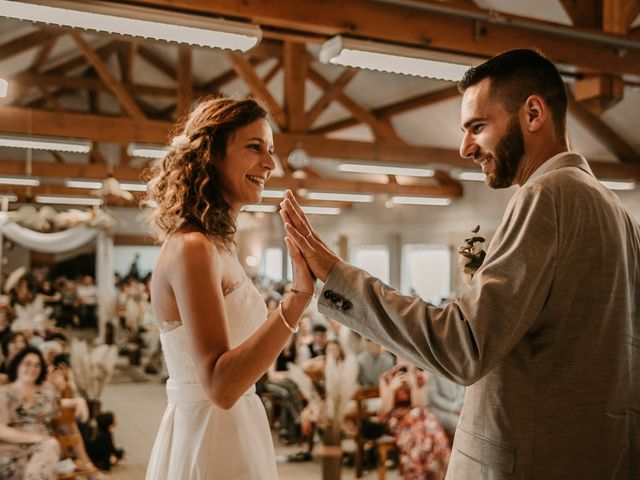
[318, 153, 640, 479]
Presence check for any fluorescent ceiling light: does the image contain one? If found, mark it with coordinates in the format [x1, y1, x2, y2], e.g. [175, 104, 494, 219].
[241, 204, 277, 213]
[391, 196, 451, 206]
[0, 176, 40, 187]
[0, 134, 91, 153]
[599, 179, 635, 191]
[119, 182, 148, 192]
[338, 163, 434, 178]
[35, 195, 103, 206]
[0, 194, 18, 202]
[127, 144, 167, 158]
[2, 0, 261, 51]
[319, 35, 476, 81]
[261, 189, 286, 199]
[457, 171, 486, 181]
[306, 192, 374, 203]
[0, 79, 7, 98]
[301, 206, 341, 215]
[65, 179, 103, 189]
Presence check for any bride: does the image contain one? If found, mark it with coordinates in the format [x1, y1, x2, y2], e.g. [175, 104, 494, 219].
[144, 97, 314, 479]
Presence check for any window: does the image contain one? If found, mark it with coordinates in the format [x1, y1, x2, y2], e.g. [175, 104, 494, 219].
[401, 244, 451, 305]
[351, 245, 390, 284]
[261, 247, 283, 282]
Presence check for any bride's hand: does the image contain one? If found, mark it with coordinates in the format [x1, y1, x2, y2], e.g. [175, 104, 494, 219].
[285, 235, 315, 300]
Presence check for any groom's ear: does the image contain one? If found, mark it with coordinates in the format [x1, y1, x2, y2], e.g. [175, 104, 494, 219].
[521, 95, 547, 133]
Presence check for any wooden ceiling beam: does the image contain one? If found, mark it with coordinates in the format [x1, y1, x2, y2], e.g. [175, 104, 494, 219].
[313, 85, 460, 135]
[283, 41, 307, 132]
[137, 45, 176, 81]
[176, 46, 193, 120]
[306, 69, 357, 130]
[559, 0, 602, 28]
[308, 67, 402, 142]
[0, 28, 65, 62]
[70, 32, 145, 120]
[1, 107, 638, 179]
[568, 91, 640, 163]
[225, 51, 287, 129]
[113, 0, 640, 76]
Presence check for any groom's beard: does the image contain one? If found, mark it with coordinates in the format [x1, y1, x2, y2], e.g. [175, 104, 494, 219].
[491, 116, 525, 189]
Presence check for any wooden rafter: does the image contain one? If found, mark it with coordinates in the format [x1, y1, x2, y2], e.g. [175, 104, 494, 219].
[137, 45, 176, 80]
[262, 59, 282, 85]
[116, 41, 137, 85]
[559, 0, 602, 28]
[283, 42, 307, 132]
[176, 46, 193, 120]
[0, 28, 64, 62]
[568, 91, 640, 164]
[70, 32, 145, 120]
[313, 85, 460, 135]
[0, 107, 638, 180]
[307, 67, 402, 142]
[225, 51, 287, 129]
[305, 69, 357, 130]
[114, 0, 640, 76]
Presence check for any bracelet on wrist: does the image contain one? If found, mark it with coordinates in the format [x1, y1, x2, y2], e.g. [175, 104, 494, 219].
[278, 301, 299, 334]
[291, 288, 314, 296]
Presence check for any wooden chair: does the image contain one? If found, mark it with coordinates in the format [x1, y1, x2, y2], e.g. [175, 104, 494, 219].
[346, 386, 382, 478]
[54, 405, 101, 480]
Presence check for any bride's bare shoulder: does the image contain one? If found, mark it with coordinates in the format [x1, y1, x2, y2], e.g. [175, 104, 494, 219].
[162, 229, 220, 261]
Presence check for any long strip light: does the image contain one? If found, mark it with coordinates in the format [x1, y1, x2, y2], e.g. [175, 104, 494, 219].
[35, 195, 103, 206]
[0, 176, 40, 187]
[65, 180, 103, 189]
[599, 179, 636, 191]
[1, 0, 262, 51]
[457, 171, 486, 182]
[127, 144, 167, 159]
[0, 134, 91, 153]
[0, 194, 18, 202]
[301, 206, 341, 215]
[319, 35, 477, 81]
[261, 189, 286, 199]
[241, 204, 277, 213]
[391, 196, 451, 206]
[338, 163, 434, 178]
[306, 192, 374, 203]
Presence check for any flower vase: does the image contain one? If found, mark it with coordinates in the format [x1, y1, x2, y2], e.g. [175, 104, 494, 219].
[321, 422, 342, 480]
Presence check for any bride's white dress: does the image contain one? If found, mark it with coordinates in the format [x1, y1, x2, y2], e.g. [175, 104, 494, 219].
[145, 277, 278, 479]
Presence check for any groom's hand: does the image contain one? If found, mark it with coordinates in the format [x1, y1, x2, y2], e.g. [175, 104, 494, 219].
[279, 190, 340, 282]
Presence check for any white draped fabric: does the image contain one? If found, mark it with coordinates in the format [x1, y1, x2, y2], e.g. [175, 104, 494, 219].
[0, 212, 114, 342]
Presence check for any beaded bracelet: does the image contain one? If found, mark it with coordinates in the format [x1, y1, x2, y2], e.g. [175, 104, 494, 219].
[278, 302, 299, 334]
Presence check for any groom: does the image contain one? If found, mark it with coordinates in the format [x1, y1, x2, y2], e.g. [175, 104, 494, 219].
[280, 49, 640, 479]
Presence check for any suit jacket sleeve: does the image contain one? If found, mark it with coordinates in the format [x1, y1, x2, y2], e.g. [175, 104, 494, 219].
[318, 182, 557, 385]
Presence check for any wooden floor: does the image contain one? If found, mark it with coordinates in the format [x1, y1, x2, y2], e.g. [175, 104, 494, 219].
[99, 377, 401, 480]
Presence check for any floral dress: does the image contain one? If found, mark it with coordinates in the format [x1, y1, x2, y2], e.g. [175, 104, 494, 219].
[380, 367, 450, 480]
[0, 383, 61, 480]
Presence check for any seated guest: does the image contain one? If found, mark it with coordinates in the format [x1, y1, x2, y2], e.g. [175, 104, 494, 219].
[0, 332, 27, 385]
[87, 412, 124, 471]
[298, 324, 327, 363]
[0, 346, 60, 479]
[357, 340, 395, 387]
[379, 359, 450, 480]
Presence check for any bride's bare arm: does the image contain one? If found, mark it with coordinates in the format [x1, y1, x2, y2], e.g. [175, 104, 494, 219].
[169, 232, 310, 410]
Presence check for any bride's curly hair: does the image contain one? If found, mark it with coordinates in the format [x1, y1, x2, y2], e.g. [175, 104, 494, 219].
[144, 97, 269, 247]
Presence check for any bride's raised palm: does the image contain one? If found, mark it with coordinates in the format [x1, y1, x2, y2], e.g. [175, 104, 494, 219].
[286, 236, 315, 295]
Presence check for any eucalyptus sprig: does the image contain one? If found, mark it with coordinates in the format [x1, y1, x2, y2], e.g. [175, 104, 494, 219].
[458, 225, 486, 284]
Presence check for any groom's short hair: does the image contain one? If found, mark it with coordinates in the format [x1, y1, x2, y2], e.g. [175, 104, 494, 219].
[459, 49, 568, 140]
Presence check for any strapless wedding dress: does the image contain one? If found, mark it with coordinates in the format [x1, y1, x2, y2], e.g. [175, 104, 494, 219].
[145, 278, 278, 479]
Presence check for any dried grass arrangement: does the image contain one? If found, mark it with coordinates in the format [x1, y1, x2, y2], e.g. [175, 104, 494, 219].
[70, 339, 118, 403]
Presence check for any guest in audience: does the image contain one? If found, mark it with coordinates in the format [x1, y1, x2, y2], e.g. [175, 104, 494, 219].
[379, 359, 450, 480]
[0, 346, 61, 479]
[39, 340, 63, 366]
[36, 279, 62, 320]
[75, 275, 98, 328]
[9, 277, 34, 307]
[298, 324, 327, 363]
[57, 278, 77, 328]
[87, 411, 125, 471]
[357, 340, 395, 387]
[0, 332, 27, 385]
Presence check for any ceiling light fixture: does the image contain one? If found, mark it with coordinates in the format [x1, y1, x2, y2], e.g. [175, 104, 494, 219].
[457, 171, 486, 181]
[118, 182, 148, 192]
[391, 196, 451, 206]
[0, 79, 8, 98]
[1, 0, 262, 51]
[0, 134, 91, 153]
[0, 194, 18, 202]
[126, 144, 167, 159]
[338, 163, 434, 178]
[35, 195, 103, 206]
[599, 179, 636, 191]
[301, 206, 341, 215]
[319, 35, 477, 81]
[306, 192, 374, 203]
[0, 176, 40, 187]
[65, 179, 103, 189]
[261, 189, 286, 199]
[241, 204, 277, 213]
